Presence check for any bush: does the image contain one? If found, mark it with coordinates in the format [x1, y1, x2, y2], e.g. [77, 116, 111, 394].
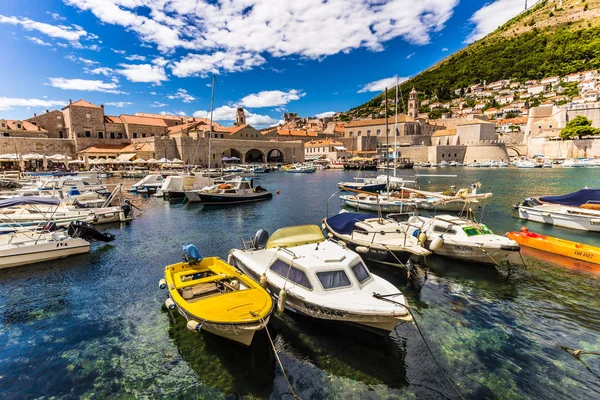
[559, 116, 600, 138]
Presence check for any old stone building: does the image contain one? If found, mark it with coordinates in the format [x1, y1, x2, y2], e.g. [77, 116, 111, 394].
[408, 88, 418, 119]
[26, 110, 65, 138]
[0, 119, 48, 138]
[62, 100, 106, 139]
[120, 115, 168, 139]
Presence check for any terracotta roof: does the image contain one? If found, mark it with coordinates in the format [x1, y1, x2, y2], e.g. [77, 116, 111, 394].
[78, 145, 129, 154]
[68, 99, 101, 108]
[456, 119, 494, 126]
[136, 112, 184, 120]
[304, 139, 344, 148]
[432, 129, 457, 137]
[0, 119, 47, 132]
[120, 114, 168, 127]
[345, 115, 415, 128]
[496, 117, 528, 125]
[104, 115, 122, 124]
[219, 124, 248, 134]
[276, 129, 318, 137]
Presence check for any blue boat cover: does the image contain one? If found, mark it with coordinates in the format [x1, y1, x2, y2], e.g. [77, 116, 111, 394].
[540, 189, 600, 206]
[0, 196, 60, 208]
[326, 212, 376, 235]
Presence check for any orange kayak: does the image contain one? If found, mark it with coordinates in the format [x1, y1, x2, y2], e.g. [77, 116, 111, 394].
[507, 227, 600, 265]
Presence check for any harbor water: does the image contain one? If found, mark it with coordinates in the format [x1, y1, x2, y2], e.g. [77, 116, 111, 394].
[1, 168, 599, 399]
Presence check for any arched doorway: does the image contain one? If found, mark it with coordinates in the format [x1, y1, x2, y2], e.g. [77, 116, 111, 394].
[221, 148, 242, 164]
[506, 147, 521, 158]
[267, 149, 284, 163]
[245, 149, 265, 163]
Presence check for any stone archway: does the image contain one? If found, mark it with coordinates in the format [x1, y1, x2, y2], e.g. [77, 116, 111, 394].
[245, 148, 265, 163]
[506, 146, 521, 157]
[267, 149, 284, 163]
[221, 148, 242, 163]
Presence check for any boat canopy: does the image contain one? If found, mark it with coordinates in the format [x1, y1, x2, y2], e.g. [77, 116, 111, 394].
[266, 224, 324, 249]
[0, 196, 60, 208]
[325, 212, 376, 235]
[540, 188, 600, 207]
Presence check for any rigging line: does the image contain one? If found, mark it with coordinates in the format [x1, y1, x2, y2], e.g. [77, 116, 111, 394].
[261, 318, 302, 400]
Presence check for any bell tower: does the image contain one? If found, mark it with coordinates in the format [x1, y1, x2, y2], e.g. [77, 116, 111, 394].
[408, 87, 418, 119]
[235, 107, 246, 126]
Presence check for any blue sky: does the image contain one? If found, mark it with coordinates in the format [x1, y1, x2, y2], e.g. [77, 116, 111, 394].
[0, 0, 537, 127]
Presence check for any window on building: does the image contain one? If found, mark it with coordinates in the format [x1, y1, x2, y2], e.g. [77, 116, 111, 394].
[221, 134, 224, 138]
[442, 154, 444, 158]
[142, 133, 146, 138]
[57, 123, 63, 128]
[85, 130, 91, 137]
[454, 153, 457, 157]
[98, 132, 104, 139]
[132, 133, 137, 138]
[387, 129, 390, 134]
[270, 259, 312, 289]
[376, 129, 381, 135]
[357, 131, 362, 136]
[16, 123, 21, 129]
[366, 130, 371, 136]
[86, 113, 91, 119]
[151, 134, 154, 137]
[214, 133, 218, 138]
[110, 132, 115, 139]
[3, 132, 8, 137]
[56, 115, 62, 120]
[1, 123, 5, 128]
[117, 133, 123, 139]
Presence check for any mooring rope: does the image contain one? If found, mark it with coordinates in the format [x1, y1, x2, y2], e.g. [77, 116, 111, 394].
[261, 318, 302, 400]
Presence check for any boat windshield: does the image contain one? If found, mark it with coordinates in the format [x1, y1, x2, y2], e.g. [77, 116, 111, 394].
[351, 262, 370, 283]
[270, 259, 312, 289]
[462, 224, 493, 237]
[316, 270, 352, 290]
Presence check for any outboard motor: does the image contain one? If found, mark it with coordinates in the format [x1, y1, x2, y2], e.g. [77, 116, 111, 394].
[43, 221, 57, 232]
[253, 229, 269, 250]
[183, 244, 202, 264]
[121, 204, 132, 219]
[522, 197, 542, 207]
[68, 221, 115, 242]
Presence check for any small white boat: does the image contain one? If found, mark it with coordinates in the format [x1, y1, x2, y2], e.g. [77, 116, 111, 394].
[340, 193, 412, 213]
[229, 225, 413, 332]
[130, 174, 164, 193]
[516, 198, 600, 232]
[403, 215, 520, 264]
[184, 177, 272, 204]
[285, 164, 317, 173]
[516, 160, 540, 168]
[562, 159, 587, 168]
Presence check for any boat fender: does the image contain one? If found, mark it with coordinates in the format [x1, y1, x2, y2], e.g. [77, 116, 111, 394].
[158, 279, 167, 289]
[412, 229, 420, 238]
[230, 279, 240, 290]
[165, 298, 175, 310]
[355, 246, 369, 254]
[321, 223, 326, 230]
[277, 289, 287, 313]
[327, 232, 333, 238]
[186, 320, 202, 332]
[430, 236, 444, 252]
[418, 232, 427, 245]
[259, 273, 268, 288]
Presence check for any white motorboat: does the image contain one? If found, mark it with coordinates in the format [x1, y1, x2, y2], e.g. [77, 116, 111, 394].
[396, 185, 491, 212]
[285, 164, 317, 173]
[362, 175, 418, 190]
[516, 160, 539, 168]
[323, 212, 430, 267]
[130, 174, 164, 193]
[160, 175, 211, 200]
[562, 159, 587, 168]
[403, 215, 520, 265]
[184, 177, 272, 204]
[340, 193, 413, 213]
[516, 198, 600, 232]
[542, 160, 553, 168]
[228, 225, 413, 332]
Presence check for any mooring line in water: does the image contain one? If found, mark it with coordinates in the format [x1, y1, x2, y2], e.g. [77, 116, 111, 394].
[562, 346, 600, 379]
[478, 245, 501, 268]
[261, 318, 301, 400]
[518, 251, 528, 268]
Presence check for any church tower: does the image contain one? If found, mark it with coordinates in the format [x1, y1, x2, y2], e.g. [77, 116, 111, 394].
[408, 87, 418, 119]
[235, 107, 246, 126]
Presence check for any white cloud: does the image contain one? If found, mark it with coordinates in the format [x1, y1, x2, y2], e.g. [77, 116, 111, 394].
[116, 63, 167, 84]
[65, 0, 459, 75]
[150, 91, 157, 95]
[47, 12, 66, 21]
[65, 54, 98, 65]
[125, 54, 146, 61]
[26, 36, 52, 46]
[315, 111, 336, 118]
[105, 101, 132, 107]
[241, 89, 304, 108]
[0, 97, 65, 111]
[85, 66, 114, 76]
[167, 88, 195, 103]
[442, 47, 448, 52]
[111, 48, 126, 54]
[176, 111, 187, 116]
[358, 76, 409, 93]
[465, 0, 541, 43]
[171, 51, 265, 77]
[0, 14, 87, 41]
[193, 105, 278, 127]
[150, 101, 168, 107]
[47, 77, 126, 94]
[406, 52, 415, 59]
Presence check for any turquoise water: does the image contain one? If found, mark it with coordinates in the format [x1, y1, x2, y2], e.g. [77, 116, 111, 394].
[0, 168, 599, 399]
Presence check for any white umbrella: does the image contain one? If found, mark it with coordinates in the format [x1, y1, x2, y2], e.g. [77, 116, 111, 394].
[133, 158, 147, 164]
[88, 158, 100, 165]
[172, 158, 183, 164]
[157, 157, 170, 164]
[146, 158, 158, 164]
[68, 160, 85, 164]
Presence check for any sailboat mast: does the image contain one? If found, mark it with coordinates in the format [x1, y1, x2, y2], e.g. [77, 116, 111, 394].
[208, 75, 215, 169]
[394, 78, 398, 177]
[385, 88, 389, 192]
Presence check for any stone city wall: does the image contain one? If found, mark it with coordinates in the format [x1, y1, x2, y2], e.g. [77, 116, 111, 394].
[396, 146, 428, 162]
[76, 138, 131, 152]
[528, 137, 600, 158]
[463, 143, 510, 163]
[0, 137, 76, 157]
[428, 146, 467, 163]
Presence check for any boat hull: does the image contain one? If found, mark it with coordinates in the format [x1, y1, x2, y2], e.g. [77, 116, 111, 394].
[507, 230, 600, 265]
[518, 206, 600, 232]
[424, 240, 517, 265]
[0, 239, 90, 269]
[341, 198, 409, 213]
[338, 183, 386, 193]
[198, 192, 273, 204]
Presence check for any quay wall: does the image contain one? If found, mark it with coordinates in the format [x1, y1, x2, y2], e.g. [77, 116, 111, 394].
[528, 137, 600, 158]
[0, 137, 75, 157]
[396, 147, 428, 162]
[463, 143, 510, 163]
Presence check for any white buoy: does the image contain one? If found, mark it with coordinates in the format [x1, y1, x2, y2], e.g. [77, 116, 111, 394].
[277, 289, 287, 313]
[259, 273, 268, 288]
[430, 236, 444, 251]
[355, 246, 369, 253]
[418, 232, 427, 244]
[158, 278, 167, 289]
[165, 298, 175, 310]
[187, 320, 202, 332]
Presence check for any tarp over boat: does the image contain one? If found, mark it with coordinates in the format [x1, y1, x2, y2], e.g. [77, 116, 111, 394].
[540, 188, 600, 207]
[0, 196, 61, 208]
[325, 212, 376, 235]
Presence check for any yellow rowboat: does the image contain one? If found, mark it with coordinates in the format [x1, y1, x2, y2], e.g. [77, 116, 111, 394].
[160, 248, 274, 346]
[507, 227, 600, 266]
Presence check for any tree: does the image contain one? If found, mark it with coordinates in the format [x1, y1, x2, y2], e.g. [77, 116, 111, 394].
[559, 115, 600, 139]
[428, 109, 443, 119]
[505, 112, 518, 118]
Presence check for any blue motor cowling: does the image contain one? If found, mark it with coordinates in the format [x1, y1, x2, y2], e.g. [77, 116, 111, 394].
[183, 243, 202, 264]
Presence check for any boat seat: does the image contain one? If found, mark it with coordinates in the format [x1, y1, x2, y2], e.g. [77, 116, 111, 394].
[181, 283, 219, 300]
[173, 272, 228, 289]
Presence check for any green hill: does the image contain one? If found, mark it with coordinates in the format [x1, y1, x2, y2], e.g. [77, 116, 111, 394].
[343, 0, 600, 119]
